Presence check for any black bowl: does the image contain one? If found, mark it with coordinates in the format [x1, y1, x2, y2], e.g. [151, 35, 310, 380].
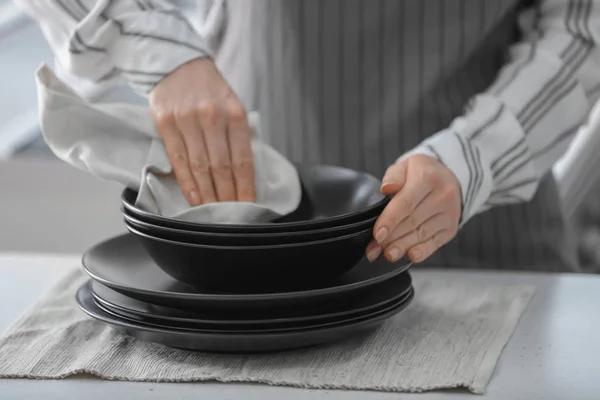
[122, 211, 378, 246]
[81, 233, 412, 313]
[125, 223, 374, 293]
[121, 164, 389, 233]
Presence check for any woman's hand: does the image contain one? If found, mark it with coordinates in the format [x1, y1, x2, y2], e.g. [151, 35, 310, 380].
[149, 57, 255, 206]
[367, 155, 462, 263]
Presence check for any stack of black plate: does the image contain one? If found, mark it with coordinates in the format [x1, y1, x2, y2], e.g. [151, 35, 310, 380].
[76, 165, 414, 353]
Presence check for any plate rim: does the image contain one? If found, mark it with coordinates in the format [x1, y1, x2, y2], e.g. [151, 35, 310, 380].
[125, 224, 374, 250]
[77, 282, 414, 338]
[81, 234, 412, 302]
[121, 164, 390, 231]
[92, 286, 414, 334]
[122, 211, 379, 239]
[90, 272, 413, 326]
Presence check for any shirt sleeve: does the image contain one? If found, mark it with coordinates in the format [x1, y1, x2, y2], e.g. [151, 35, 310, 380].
[402, 0, 600, 224]
[14, 0, 214, 95]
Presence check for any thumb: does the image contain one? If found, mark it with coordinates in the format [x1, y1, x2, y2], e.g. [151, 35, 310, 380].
[380, 159, 408, 195]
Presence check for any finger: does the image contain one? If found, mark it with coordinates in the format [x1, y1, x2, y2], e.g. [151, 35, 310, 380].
[373, 174, 433, 244]
[226, 102, 256, 202]
[380, 192, 453, 248]
[198, 102, 236, 202]
[155, 114, 201, 206]
[408, 229, 456, 263]
[175, 109, 217, 204]
[383, 213, 449, 262]
[380, 161, 407, 195]
[365, 241, 382, 263]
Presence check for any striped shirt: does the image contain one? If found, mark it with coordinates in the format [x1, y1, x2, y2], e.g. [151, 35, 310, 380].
[15, 0, 600, 271]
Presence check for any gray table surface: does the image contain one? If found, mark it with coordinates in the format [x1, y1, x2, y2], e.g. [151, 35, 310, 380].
[0, 254, 598, 400]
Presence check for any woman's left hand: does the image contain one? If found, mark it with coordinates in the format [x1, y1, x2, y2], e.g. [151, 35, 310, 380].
[366, 155, 462, 263]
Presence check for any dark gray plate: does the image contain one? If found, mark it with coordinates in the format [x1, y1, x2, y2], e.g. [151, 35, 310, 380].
[76, 282, 414, 353]
[93, 286, 414, 334]
[82, 234, 411, 313]
[91, 271, 413, 328]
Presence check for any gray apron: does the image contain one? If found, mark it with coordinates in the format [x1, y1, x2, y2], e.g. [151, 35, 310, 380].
[211, 0, 579, 272]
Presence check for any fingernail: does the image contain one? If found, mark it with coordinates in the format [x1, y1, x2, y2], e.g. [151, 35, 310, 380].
[367, 246, 382, 262]
[388, 247, 401, 262]
[380, 181, 399, 193]
[189, 190, 200, 205]
[380, 178, 398, 188]
[411, 249, 422, 261]
[375, 227, 388, 244]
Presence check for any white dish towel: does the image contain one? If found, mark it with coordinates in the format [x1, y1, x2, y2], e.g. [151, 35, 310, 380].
[35, 64, 302, 224]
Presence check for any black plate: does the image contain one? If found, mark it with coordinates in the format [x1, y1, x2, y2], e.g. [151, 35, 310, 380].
[126, 223, 373, 291]
[93, 285, 414, 334]
[76, 283, 414, 353]
[122, 211, 378, 246]
[91, 271, 413, 328]
[82, 234, 411, 313]
[121, 164, 390, 233]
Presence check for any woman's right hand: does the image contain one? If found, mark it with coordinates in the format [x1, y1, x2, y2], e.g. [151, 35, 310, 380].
[149, 57, 255, 206]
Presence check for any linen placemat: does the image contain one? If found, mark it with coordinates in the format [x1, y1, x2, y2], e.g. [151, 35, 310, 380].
[0, 267, 535, 394]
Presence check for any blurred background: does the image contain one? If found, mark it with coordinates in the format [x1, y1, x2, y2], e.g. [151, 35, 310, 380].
[2, 1, 600, 269]
[0, 1, 136, 254]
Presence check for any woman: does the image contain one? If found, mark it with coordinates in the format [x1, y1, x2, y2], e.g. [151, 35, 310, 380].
[16, 0, 600, 271]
